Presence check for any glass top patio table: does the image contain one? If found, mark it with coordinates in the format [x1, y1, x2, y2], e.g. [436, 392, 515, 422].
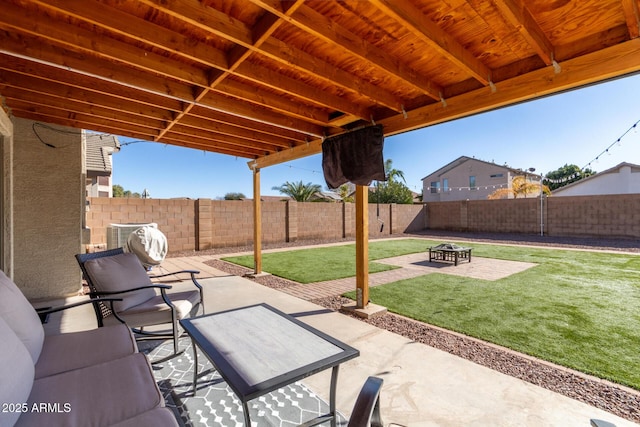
[180, 303, 360, 426]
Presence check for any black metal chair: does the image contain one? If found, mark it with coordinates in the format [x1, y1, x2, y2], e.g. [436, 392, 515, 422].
[347, 376, 384, 427]
[75, 248, 204, 356]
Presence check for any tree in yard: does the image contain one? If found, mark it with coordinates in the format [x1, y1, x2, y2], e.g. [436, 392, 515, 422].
[335, 184, 354, 202]
[487, 175, 550, 200]
[112, 184, 141, 198]
[544, 164, 596, 191]
[224, 192, 246, 200]
[271, 181, 322, 202]
[368, 159, 414, 204]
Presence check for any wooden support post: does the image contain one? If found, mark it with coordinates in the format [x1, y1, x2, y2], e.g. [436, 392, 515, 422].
[355, 185, 369, 309]
[253, 167, 262, 274]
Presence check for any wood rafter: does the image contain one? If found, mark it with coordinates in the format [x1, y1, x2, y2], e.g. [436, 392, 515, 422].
[251, 38, 640, 169]
[251, 0, 443, 102]
[490, 0, 555, 65]
[0, 0, 637, 162]
[371, 0, 491, 85]
[621, 0, 640, 38]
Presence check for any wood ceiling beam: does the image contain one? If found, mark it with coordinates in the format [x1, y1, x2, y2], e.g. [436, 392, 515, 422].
[254, 2, 442, 101]
[490, 0, 555, 65]
[195, 91, 324, 137]
[0, 71, 175, 122]
[34, 0, 386, 122]
[10, 110, 159, 144]
[212, 79, 329, 125]
[233, 62, 369, 120]
[4, 94, 166, 133]
[176, 115, 295, 149]
[165, 125, 282, 154]
[187, 106, 309, 143]
[8, 102, 161, 139]
[0, 53, 184, 112]
[28, 0, 337, 132]
[371, 0, 491, 85]
[250, 38, 640, 169]
[136, 0, 370, 122]
[31, 0, 230, 69]
[159, 135, 263, 158]
[258, 39, 403, 113]
[621, 0, 640, 39]
[0, 6, 210, 88]
[3, 1, 341, 138]
[0, 35, 196, 103]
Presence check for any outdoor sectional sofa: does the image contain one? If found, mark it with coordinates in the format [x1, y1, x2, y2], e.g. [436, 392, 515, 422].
[0, 269, 178, 427]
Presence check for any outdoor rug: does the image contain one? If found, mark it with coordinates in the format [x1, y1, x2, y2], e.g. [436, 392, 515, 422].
[141, 338, 347, 426]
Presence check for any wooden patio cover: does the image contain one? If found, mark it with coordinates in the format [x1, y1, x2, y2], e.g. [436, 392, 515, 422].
[1, 0, 639, 307]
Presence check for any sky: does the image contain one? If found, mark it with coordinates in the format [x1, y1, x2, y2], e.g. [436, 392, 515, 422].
[111, 73, 640, 199]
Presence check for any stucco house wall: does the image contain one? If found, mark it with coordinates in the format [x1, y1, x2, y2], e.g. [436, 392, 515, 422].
[11, 118, 84, 299]
[552, 163, 640, 196]
[422, 156, 527, 202]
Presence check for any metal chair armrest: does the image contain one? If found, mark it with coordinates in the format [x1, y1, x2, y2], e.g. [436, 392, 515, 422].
[347, 376, 384, 427]
[35, 298, 124, 326]
[88, 283, 172, 297]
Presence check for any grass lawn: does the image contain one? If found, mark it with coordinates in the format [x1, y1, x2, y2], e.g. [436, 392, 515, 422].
[222, 239, 431, 283]
[225, 239, 640, 390]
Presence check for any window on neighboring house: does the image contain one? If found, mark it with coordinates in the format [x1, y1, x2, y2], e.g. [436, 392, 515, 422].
[469, 175, 476, 190]
[98, 175, 110, 185]
[443, 178, 449, 192]
[430, 181, 440, 193]
[490, 173, 504, 178]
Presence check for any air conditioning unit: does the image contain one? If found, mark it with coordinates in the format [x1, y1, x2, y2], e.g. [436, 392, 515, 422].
[106, 223, 157, 249]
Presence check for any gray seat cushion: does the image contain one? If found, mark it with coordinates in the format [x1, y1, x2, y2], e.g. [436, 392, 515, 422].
[0, 316, 35, 427]
[104, 290, 201, 328]
[16, 353, 163, 427]
[83, 253, 156, 312]
[0, 269, 45, 364]
[35, 324, 138, 379]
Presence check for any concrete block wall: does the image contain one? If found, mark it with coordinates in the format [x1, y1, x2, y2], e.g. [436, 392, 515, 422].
[87, 197, 196, 252]
[87, 198, 427, 251]
[426, 194, 640, 239]
[466, 198, 540, 234]
[297, 202, 344, 240]
[547, 195, 640, 238]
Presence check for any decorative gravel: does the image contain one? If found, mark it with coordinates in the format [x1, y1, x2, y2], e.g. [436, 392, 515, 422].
[203, 232, 640, 423]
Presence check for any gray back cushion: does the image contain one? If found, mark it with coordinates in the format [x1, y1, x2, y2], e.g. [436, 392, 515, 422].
[0, 316, 35, 427]
[0, 269, 45, 364]
[84, 253, 156, 312]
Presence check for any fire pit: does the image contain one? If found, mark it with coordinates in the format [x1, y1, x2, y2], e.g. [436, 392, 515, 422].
[428, 243, 472, 266]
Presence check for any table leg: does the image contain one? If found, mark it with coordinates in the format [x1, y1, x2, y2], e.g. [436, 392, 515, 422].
[243, 402, 251, 426]
[330, 365, 339, 427]
[191, 338, 198, 396]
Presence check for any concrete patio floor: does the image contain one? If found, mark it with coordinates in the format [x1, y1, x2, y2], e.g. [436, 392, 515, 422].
[40, 269, 638, 427]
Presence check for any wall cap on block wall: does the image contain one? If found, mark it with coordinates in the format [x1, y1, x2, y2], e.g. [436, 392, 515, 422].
[341, 302, 387, 319]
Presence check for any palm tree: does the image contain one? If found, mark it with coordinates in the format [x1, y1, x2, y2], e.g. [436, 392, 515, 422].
[384, 159, 405, 183]
[488, 175, 551, 200]
[272, 181, 322, 202]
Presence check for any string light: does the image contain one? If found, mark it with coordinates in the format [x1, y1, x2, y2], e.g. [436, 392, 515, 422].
[543, 118, 639, 186]
[582, 119, 639, 170]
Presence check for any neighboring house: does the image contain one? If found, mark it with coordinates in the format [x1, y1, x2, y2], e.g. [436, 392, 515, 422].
[422, 156, 542, 202]
[84, 133, 120, 197]
[552, 162, 640, 196]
